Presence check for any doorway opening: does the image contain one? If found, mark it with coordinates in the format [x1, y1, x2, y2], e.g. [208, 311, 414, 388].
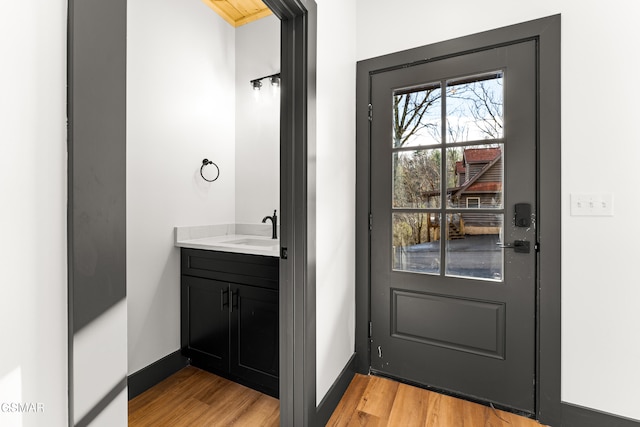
[67, 0, 317, 426]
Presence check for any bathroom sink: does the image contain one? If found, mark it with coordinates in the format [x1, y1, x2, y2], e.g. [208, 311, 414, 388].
[223, 238, 278, 247]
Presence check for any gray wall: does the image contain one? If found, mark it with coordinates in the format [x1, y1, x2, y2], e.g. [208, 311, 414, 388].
[68, 0, 128, 424]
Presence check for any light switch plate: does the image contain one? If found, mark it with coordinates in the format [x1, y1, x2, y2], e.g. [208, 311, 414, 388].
[570, 193, 614, 216]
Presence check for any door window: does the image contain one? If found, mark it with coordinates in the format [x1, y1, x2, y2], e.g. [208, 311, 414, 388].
[391, 72, 505, 281]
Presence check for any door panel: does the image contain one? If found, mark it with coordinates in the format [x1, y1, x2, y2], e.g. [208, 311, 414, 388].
[370, 41, 536, 413]
[392, 290, 506, 359]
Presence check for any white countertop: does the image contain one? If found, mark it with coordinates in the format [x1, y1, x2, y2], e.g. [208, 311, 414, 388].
[175, 224, 279, 258]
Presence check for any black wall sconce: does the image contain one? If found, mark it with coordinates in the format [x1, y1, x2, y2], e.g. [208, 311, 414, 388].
[250, 73, 280, 91]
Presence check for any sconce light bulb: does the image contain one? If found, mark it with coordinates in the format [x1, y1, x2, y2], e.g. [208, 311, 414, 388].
[252, 80, 262, 91]
[270, 76, 280, 87]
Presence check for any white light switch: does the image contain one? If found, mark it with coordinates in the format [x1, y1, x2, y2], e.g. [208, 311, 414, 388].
[570, 193, 614, 216]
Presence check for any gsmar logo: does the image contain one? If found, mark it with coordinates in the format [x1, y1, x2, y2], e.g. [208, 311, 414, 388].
[1, 402, 45, 413]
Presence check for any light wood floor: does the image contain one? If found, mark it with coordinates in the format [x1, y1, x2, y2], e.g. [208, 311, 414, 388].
[327, 374, 547, 427]
[128, 366, 279, 427]
[129, 366, 547, 426]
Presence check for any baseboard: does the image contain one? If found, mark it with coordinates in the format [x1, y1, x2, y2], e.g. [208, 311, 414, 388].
[561, 402, 640, 427]
[127, 350, 188, 400]
[315, 353, 357, 427]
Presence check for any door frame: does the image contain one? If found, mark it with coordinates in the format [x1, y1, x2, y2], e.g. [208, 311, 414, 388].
[355, 15, 561, 425]
[68, 0, 318, 426]
[264, 0, 318, 425]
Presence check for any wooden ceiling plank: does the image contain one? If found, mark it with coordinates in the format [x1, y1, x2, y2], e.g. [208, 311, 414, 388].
[214, 1, 244, 21]
[234, 8, 272, 27]
[228, 0, 268, 17]
[202, 0, 272, 28]
[201, 0, 237, 26]
[202, 0, 242, 25]
[243, 0, 269, 12]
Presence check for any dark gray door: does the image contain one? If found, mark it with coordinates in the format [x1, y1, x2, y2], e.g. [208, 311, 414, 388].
[370, 40, 537, 413]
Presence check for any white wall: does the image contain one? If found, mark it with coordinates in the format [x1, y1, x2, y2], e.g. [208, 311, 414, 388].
[315, 0, 358, 404]
[127, 0, 236, 375]
[356, 0, 640, 420]
[234, 4, 360, 405]
[235, 16, 281, 223]
[73, 301, 128, 426]
[0, 1, 68, 426]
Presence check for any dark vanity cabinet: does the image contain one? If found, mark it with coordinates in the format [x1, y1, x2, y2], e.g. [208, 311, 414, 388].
[180, 248, 279, 397]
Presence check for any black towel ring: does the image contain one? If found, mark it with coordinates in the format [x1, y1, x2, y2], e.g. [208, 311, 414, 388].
[200, 159, 220, 182]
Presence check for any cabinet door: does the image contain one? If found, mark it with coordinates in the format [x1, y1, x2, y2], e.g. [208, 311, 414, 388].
[182, 276, 229, 372]
[229, 283, 279, 397]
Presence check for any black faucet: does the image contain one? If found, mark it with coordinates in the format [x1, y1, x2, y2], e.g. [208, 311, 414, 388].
[262, 209, 278, 239]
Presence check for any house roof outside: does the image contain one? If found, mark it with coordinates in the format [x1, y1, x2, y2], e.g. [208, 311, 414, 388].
[422, 147, 503, 198]
[463, 147, 501, 163]
[453, 147, 502, 198]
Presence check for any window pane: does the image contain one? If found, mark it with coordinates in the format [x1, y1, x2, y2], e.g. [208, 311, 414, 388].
[446, 72, 503, 143]
[447, 144, 503, 209]
[393, 84, 442, 147]
[445, 213, 503, 281]
[393, 213, 441, 274]
[393, 149, 441, 208]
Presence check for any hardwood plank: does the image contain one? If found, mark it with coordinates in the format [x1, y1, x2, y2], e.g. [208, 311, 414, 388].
[178, 370, 236, 405]
[386, 383, 431, 427]
[128, 389, 194, 426]
[328, 374, 548, 427]
[130, 368, 547, 427]
[199, 382, 263, 424]
[128, 366, 199, 415]
[459, 396, 490, 427]
[145, 397, 210, 427]
[356, 375, 399, 420]
[229, 394, 280, 426]
[128, 367, 278, 427]
[426, 393, 464, 427]
[346, 411, 383, 427]
[326, 373, 370, 426]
